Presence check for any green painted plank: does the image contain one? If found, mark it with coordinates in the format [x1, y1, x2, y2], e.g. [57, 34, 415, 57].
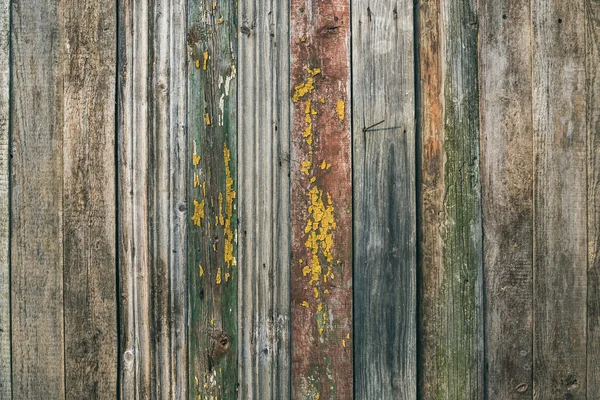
[419, 0, 484, 398]
[187, 0, 238, 398]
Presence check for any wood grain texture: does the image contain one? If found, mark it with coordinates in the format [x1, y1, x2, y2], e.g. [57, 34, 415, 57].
[11, 0, 66, 396]
[187, 1, 238, 398]
[290, 0, 353, 398]
[478, 1, 534, 398]
[418, 0, 484, 398]
[237, 0, 291, 398]
[151, 0, 188, 398]
[118, 0, 153, 397]
[0, 0, 8, 396]
[62, 0, 117, 397]
[588, 0, 600, 397]
[532, 1, 587, 398]
[351, 2, 416, 399]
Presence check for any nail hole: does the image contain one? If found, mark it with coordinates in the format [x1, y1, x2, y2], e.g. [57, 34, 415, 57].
[558, 18, 562, 24]
[502, 14, 507, 20]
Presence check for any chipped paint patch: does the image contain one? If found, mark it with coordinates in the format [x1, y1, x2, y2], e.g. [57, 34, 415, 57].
[301, 160, 312, 176]
[192, 199, 205, 226]
[292, 67, 321, 102]
[223, 143, 236, 268]
[336, 100, 345, 121]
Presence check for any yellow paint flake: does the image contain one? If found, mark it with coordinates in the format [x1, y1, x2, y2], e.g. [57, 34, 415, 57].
[225, 272, 231, 282]
[317, 303, 323, 312]
[324, 289, 329, 294]
[320, 97, 325, 103]
[292, 67, 321, 102]
[194, 174, 201, 188]
[210, 317, 215, 325]
[192, 199, 205, 226]
[216, 268, 222, 284]
[313, 287, 319, 298]
[301, 301, 309, 308]
[301, 36, 307, 42]
[342, 339, 346, 348]
[199, 265, 204, 277]
[301, 160, 311, 175]
[310, 176, 316, 183]
[223, 143, 237, 268]
[218, 193, 224, 225]
[346, 333, 350, 339]
[218, 17, 224, 24]
[193, 141, 201, 166]
[320, 160, 331, 170]
[336, 100, 345, 120]
[203, 181, 206, 197]
[205, 113, 211, 125]
[303, 100, 315, 145]
[203, 51, 209, 70]
[195, 59, 200, 69]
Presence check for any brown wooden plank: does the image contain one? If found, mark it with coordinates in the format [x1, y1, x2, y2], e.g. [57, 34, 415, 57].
[290, 0, 353, 398]
[118, 0, 153, 397]
[187, 0, 238, 398]
[588, 0, 600, 397]
[479, 1, 534, 398]
[238, 0, 291, 397]
[531, 1, 587, 398]
[62, 0, 118, 397]
[418, 0, 485, 398]
[351, 2, 416, 399]
[0, 0, 9, 395]
[11, 0, 65, 396]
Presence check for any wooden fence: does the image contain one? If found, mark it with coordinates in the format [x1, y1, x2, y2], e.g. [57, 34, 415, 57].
[0, 0, 597, 398]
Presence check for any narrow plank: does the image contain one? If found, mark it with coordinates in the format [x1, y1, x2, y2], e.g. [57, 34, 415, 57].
[418, 0, 485, 398]
[187, 0, 238, 398]
[479, 1, 534, 398]
[151, 0, 188, 398]
[290, 0, 353, 398]
[11, 0, 65, 397]
[118, 0, 153, 397]
[237, 0, 291, 398]
[62, 0, 118, 397]
[588, 0, 600, 397]
[0, 0, 9, 396]
[352, 2, 416, 399]
[532, 1, 587, 398]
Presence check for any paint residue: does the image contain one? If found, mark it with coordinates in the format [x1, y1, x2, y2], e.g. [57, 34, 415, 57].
[223, 143, 236, 268]
[192, 199, 205, 226]
[336, 100, 345, 120]
[292, 67, 321, 102]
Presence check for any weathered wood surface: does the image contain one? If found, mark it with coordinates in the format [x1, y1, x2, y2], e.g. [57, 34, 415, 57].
[118, 0, 152, 397]
[0, 0, 8, 396]
[532, 1, 587, 398]
[479, 1, 534, 398]
[62, 0, 118, 397]
[11, 0, 66, 397]
[237, 0, 291, 398]
[588, 0, 600, 397]
[419, 0, 485, 398]
[187, 0, 238, 398]
[352, 2, 416, 399]
[152, 0, 188, 398]
[290, 0, 353, 398]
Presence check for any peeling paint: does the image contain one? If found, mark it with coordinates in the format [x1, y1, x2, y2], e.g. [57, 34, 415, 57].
[203, 51, 209, 70]
[192, 199, 205, 226]
[223, 143, 236, 268]
[336, 100, 345, 121]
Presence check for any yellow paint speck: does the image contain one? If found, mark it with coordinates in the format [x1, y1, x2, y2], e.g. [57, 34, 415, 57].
[194, 174, 201, 188]
[193, 141, 201, 166]
[313, 287, 319, 299]
[195, 59, 200, 69]
[210, 317, 215, 325]
[301, 301, 309, 308]
[205, 113, 211, 125]
[301, 160, 311, 176]
[300, 36, 307, 42]
[225, 272, 231, 282]
[310, 176, 316, 183]
[336, 100, 345, 120]
[342, 339, 346, 348]
[203, 51, 209, 70]
[216, 268, 222, 284]
[192, 199, 205, 226]
[199, 265, 204, 277]
[317, 303, 323, 312]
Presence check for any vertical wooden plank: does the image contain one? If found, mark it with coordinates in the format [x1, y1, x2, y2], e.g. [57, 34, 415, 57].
[588, 0, 600, 397]
[11, 0, 65, 396]
[238, 0, 291, 398]
[187, 0, 238, 398]
[62, 0, 117, 397]
[118, 0, 153, 397]
[532, 1, 587, 398]
[152, 0, 188, 398]
[418, 0, 484, 398]
[0, 0, 9, 395]
[290, 0, 353, 398]
[479, 1, 534, 398]
[352, 2, 416, 399]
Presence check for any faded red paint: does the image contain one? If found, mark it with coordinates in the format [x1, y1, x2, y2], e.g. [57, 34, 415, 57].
[290, 0, 353, 399]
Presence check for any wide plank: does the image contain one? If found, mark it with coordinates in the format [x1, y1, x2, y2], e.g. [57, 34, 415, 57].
[351, 2, 416, 399]
[62, 0, 118, 397]
[479, 1, 534, 398]
[11, 0, 65, 396]
[532, 0, 587, 398]
[418, 0, 485, 397]
[187, 0, 238, 398]
[0, 0, 8, 396]
[238, 0, 291, 398]
[290, 0, 353, 398]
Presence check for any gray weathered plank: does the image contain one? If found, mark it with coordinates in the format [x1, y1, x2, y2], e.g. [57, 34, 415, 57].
[0, 0, 9, 396]
[588, 0, 600, 397]
[62, 0, 118, 397]
[11, 0, 65, 397]
[237, 0, 291, 398]
[118, 0, 153, 397]
[479, 1, 534, 398]
[418, 0, 485, 398]
[187, 0, 238, 398]
[352, 2, 416, 399]
[151, 0, 188, 398]
[532, 1, 587, 398]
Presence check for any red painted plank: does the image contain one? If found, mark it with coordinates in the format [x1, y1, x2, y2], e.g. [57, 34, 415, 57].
[290, 1, 353, 399]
